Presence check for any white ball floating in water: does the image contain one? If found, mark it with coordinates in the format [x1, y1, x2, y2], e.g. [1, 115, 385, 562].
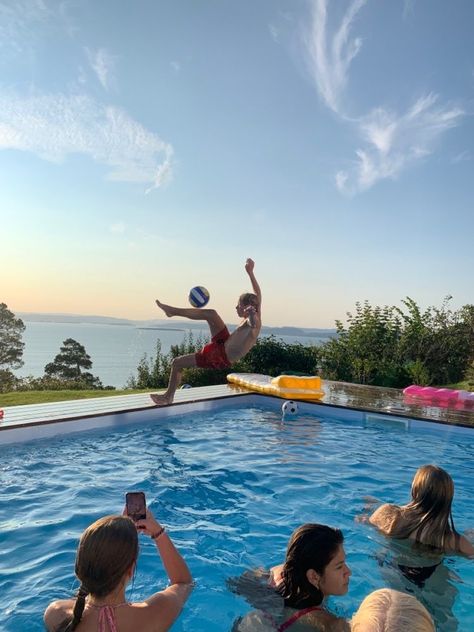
[282, 400, 298, 415]
[189, 286, 210, 308]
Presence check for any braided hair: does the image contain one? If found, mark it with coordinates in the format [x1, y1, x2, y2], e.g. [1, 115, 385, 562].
[57, 515, 138, 631]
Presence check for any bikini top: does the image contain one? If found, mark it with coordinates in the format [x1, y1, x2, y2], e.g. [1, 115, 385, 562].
[267, 570, 323, 630]
[278, 606, 323, 632]
[262, 605, 323, 632]
[87, 601, 129, 632]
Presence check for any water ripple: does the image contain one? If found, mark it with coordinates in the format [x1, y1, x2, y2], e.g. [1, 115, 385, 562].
[0, 406, 473, 631]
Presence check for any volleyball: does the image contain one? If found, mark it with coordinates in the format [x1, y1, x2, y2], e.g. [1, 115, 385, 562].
[189, 286, 210, 308]
[282, 400, 298, 416]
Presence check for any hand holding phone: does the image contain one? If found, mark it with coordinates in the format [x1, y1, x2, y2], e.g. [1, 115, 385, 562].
[125, 491, 147, 522]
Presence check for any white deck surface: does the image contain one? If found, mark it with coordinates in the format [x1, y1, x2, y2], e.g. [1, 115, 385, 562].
[0, 384, 249, 429]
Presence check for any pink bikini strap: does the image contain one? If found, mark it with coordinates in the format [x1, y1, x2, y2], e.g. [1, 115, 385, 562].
[278, 606, 323, 632]
[96, 605, 119, 632]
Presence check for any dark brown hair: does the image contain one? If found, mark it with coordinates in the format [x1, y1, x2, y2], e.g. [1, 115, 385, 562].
[58, 515, 138, 631]
[279, 523, 343, 608]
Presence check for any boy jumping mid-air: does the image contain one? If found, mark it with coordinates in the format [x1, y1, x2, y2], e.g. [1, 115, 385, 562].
[150, 258, 261, 406]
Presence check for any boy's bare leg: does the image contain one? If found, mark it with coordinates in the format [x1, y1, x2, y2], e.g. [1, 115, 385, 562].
[150, 353, 197, 406]
[156, 300, 226, 337]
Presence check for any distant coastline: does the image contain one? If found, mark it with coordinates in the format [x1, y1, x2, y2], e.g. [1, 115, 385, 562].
[138, 327, 186, 332]
[17, 312, 337, 339]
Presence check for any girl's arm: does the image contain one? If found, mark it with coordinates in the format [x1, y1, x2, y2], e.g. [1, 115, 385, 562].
[136, 510, 192, 585]
[135, 511, 193, 629]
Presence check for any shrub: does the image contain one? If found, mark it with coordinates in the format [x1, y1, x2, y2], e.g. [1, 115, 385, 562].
[0, 369, 19, 393]
[320, 297, 474, 388]
[465, 361, 474, 390]
[128, 334, 320, 389]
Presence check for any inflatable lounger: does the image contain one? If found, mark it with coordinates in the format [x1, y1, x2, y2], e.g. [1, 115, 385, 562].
[403, 384, 474, 405]
[227, 373, 324, 400]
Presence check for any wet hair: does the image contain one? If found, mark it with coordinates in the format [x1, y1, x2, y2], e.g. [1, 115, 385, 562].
[389, 465, 459, 550]
[351, 588, 435, 632]
[239, 292, 259, 311]
[58, 515, 138, 632]
[278, 523, 343, 608]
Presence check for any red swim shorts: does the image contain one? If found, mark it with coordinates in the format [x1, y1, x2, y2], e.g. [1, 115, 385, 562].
[195, 327, 232, 370]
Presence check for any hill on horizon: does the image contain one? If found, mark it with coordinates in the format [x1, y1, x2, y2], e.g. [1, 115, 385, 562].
[17, 312, 336, 338]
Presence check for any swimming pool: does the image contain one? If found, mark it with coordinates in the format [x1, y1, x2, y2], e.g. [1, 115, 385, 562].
[1, 403, 473, 631]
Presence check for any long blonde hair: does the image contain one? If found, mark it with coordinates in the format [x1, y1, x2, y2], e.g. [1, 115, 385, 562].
[391, 465, 458, 550]
[351, 588, 435, 631]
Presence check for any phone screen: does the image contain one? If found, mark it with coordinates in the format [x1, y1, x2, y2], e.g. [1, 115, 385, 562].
[125, 491, 146, 521]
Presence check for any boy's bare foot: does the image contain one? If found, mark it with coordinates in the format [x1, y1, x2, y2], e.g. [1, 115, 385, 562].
[155, 300, 177, 318]
[150, 393, 172, 406]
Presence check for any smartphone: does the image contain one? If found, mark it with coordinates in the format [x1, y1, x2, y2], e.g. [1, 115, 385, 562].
[125, 491, 147, 521]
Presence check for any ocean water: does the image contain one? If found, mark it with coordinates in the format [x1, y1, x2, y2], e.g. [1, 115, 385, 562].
[14, 322, 326, 388]
[0, 405, 472, 631]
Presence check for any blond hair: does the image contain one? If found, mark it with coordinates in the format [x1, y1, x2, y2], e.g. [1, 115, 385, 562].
[390, 465, 458, 550]
[351, 589, 435, 632]
[239, 292, 259, 310]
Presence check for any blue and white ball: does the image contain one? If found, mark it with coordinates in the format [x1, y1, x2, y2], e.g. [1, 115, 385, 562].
[189, 286, 210, 308]
[282, 400, 298, 416]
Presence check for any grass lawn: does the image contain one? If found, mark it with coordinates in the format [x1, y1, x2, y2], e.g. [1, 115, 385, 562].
[444, 381, 470, 390]
[0, 389, 158, 407]
[1, 382, 470, 408]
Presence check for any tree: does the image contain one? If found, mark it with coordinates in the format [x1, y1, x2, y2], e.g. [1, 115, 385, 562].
[320, 297, 474, 388]
[0, 303, 25, 370]
[44, 338, 103, 388]
[320, 301, 405, 386]
[0, 303, 25, 391]
[128, 334, 320, 389]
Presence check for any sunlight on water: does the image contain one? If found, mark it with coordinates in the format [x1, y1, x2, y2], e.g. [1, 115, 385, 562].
[0, 406, 472, 631]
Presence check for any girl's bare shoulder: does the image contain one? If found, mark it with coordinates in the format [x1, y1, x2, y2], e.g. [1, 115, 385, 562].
[43, 600, 74, 632]
[369, 503, 402, 532]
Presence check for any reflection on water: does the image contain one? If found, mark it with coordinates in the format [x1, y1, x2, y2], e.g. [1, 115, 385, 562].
[1, 406, 472, 631]
[373, 539, 460, 631]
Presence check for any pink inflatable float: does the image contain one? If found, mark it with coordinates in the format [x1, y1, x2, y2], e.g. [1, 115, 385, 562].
[403, 385, 474, 405]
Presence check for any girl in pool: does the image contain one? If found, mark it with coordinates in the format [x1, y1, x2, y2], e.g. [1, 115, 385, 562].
[44, 510, 193, 632]
[232, 523, 351, 631]
[369, 464, 474, 556]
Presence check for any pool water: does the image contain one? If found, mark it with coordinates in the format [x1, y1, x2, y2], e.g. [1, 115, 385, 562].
[0, 406, 473, 631]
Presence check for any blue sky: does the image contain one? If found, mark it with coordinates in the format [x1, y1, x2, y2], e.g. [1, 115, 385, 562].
[1, 0, 473, 327]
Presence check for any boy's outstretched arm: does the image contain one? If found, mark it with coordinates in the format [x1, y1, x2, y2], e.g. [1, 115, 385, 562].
[245, 258, 261, 307]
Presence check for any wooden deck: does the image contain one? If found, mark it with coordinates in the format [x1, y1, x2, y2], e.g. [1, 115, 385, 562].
[0, 383, 250, 429]
[1, 379, 473, 444]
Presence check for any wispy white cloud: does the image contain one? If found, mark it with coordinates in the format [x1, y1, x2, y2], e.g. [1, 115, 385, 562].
[402, 0, 416, 20]
[306, 0, 366, 114]
[0, 91, 173, 191]
[85, 48, 117, 90]
[450, 150, 471, 164]
[269, 24, 279, 42]
[170, 60, 181, 72]
[304, 0, 465, 194]
[0, 0, 62, 57]
[145, 155, 173, 193]
[336, 94, 464, 193]
[109, 222, 126, 234]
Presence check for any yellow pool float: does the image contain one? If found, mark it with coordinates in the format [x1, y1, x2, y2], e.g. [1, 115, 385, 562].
[227, 373, 324, 400]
